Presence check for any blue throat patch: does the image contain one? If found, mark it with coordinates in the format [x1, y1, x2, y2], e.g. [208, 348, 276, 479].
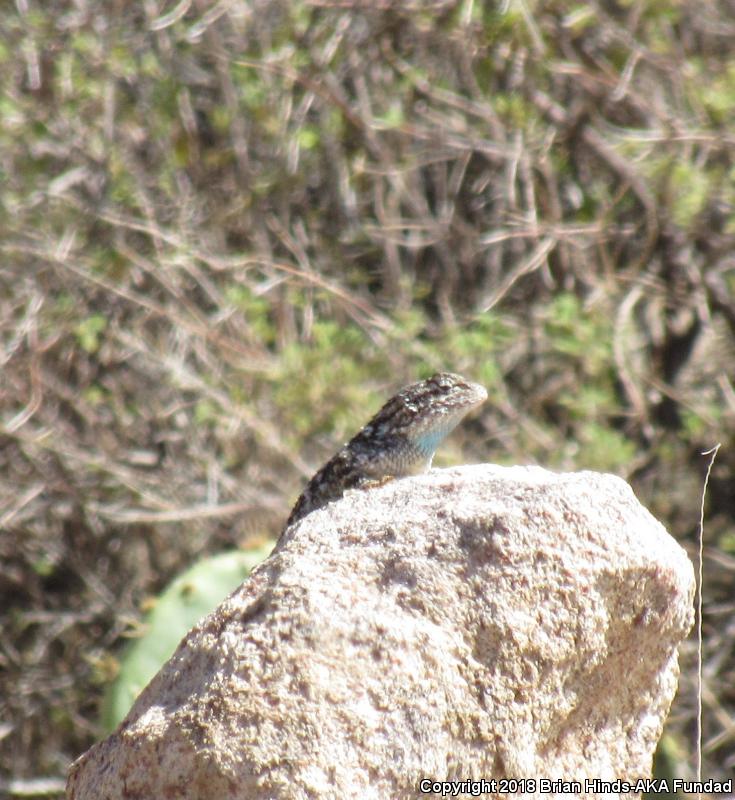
[414, 425, 451, 458]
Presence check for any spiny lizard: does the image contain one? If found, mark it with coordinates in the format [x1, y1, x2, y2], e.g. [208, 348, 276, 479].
[285, 372, 487, 529]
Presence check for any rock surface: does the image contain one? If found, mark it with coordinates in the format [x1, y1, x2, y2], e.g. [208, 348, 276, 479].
[66, 465, 695, 799]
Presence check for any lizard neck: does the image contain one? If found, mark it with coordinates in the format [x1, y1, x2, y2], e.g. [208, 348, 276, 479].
[413, 427, 450, 460]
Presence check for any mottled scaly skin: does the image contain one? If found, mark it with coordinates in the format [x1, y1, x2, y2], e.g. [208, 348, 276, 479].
[285, 372, 487, 529]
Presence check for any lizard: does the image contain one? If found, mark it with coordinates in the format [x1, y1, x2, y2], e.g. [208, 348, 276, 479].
[284, 372, 487, 530]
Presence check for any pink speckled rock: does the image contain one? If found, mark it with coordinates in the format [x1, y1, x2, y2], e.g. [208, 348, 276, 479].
[67, 465, 694, 800]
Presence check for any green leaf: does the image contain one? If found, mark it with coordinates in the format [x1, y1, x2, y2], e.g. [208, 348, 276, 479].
[101, 545, 272, 732]
[297, 125, 320, 150]
[74, 314, 107, 353]
[374, 103, 404, 129]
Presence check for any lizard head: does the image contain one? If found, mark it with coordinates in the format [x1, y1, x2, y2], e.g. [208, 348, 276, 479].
[363, 372, 487, 459]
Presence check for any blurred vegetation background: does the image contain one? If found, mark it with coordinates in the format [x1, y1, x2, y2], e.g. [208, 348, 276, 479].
[1, 0, 734, 793]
